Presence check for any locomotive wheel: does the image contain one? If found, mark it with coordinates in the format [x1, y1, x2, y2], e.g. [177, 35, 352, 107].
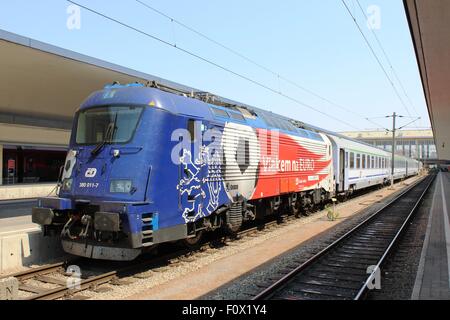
[183, 231, 204, 248]
[292, 201, 301, 218]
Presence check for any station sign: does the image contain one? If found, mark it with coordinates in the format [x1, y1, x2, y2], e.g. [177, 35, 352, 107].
[7, 159, 15, 170]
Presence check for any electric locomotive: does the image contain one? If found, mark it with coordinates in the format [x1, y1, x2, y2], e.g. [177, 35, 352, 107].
[32, 82, 336, 260]
[32, 82, 420, 261]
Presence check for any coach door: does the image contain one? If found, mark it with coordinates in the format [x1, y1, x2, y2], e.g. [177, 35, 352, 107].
[339, 149, 345, 192]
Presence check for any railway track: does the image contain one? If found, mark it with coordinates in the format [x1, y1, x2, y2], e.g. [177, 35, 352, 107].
[1, 176, 420, 300]
[252, 174, 435, 300]
[2, 212, 296, 300]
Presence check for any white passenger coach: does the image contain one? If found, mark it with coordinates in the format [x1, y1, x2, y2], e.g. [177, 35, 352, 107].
[327, 134, 420, 196]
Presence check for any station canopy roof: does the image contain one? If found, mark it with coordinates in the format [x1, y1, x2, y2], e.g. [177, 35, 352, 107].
[404, 0, 450, 161]
[0, 28, 420, 154]
[0, 29, 199, 130]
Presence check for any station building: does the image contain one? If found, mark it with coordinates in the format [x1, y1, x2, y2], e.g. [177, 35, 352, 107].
[0, 29, 197, 198]
[340, 129, 437, 162]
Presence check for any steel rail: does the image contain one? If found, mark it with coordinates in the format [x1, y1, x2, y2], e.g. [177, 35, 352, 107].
[354, 174, 434, 299]
[0, 261, 71, 281]
[252, 174, 434, 300]
[4, 176, 422, 300]
[22, 215, 289, 300]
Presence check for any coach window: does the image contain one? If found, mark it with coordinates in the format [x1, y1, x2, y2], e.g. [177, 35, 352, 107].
[345, 152, 349, 168]
[350, 152, 355, 169]
[362, 154, 366, 169]
[356, 154, 361, 169]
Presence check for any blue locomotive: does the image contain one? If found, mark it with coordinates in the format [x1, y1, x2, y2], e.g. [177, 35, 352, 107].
[32, 82, 420, 260]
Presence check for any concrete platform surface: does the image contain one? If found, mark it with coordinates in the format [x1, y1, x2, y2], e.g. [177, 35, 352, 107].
[0, 183, 56, 201]
[412, 172, 450, 300]
[0, 216, 63, 274]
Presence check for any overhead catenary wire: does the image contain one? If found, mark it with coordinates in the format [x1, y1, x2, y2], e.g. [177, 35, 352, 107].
[354, 0, 424, 127]
[134, 0, 387, 130]
[67, 0, 362, 130]
[364, 117, 390, 131]
[341, 0, 413, 119]
[397, 117, 421, 130]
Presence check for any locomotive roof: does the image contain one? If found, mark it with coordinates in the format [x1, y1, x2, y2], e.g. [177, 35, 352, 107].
[79, 83, 419, 163]
[79, 84, 326, 142]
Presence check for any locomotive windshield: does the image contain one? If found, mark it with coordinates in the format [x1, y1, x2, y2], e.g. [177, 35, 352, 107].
[75, 105, 144, 145]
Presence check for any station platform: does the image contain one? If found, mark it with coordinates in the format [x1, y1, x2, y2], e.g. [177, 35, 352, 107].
[0, 209, 64, 274]
[412, 172, 450, 299]
[0, 184, 63, 272]
[0, 183, 56, 201]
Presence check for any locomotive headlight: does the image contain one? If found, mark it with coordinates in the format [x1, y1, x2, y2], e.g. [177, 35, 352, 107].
[110, 180, 133, 193]
[61, 178, 73, 191]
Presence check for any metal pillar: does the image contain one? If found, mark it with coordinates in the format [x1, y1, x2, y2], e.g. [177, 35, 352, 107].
[390, 113, 397, 186]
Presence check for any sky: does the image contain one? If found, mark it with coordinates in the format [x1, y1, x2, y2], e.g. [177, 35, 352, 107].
[0, 0, 430, 132]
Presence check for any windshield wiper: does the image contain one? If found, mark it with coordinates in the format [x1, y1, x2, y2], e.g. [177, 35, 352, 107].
[91, 114, 117, 156]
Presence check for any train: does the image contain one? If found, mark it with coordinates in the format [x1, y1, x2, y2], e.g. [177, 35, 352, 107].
[31, 82, 422, 261]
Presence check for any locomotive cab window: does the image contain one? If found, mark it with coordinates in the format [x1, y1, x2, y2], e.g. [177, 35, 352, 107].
[76, 105, 144, 144]
[230, 112, 245, 121]
[211, 108, 230, 118]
